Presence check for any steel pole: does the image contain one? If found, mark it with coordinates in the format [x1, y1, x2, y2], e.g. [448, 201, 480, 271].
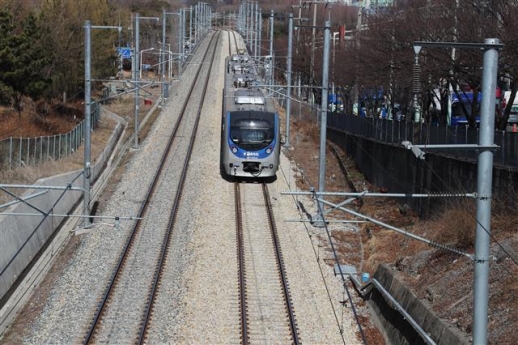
[161, 10, 166, 103]
[255, 2, 259, 59]
[245, 2, 249, 49]
[472, 38, 500, 345]
[194, 4, 197, 45]
[258, 8, 262, 61]
[318, 20, 331, 215]
[182, 8, 190, 48]
[134, 13, 140, 148]
[249, 2, 253, 53]
[83, 23, 121, 227]
[250, 3, 254, 55]
[178, 12, 182, 76]
[269, 10, 274, 88]
[189, 6, 193, 47]
[310, 3, 317, 90]
[203, 4, 206, 35]
[83, 21, 92, 228]
[285, 13, 293, 148]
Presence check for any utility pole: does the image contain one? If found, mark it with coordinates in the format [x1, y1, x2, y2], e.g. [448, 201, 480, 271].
[352, 8, 361, 116]
[292, 0, 303, 99]
[255, 2, 259, 59]
[245, 1, 250, 49]
[473, 38, 500, 345]
[305, 1, 327, 103]
[134, 14, 159, 148]
[161, 9, 166, 103]
[258, 8, 262, 62]
[134, 13, 140, 149]
[83, 21, 92, 228]
[83, 21, 121, 227]
[162, 9, 179, 102]
[269, 10, 274, 88]
[285, 13, 293, 148]
[189, 6, 193, 48]
[317, 20, 331, 222]
[413, 39, 503, 345]
[310, 1, 317, 99]
[181, 8, 185, 63]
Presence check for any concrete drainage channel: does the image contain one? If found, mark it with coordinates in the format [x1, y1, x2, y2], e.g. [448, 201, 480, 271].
[350, 264, 469, 345]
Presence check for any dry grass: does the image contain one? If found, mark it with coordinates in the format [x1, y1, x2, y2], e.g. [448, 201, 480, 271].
[0, 100, 82, 139]
[431, 201, 477, 249]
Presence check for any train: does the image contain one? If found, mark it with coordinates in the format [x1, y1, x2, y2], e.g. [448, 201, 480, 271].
[220, 52, 281, 179]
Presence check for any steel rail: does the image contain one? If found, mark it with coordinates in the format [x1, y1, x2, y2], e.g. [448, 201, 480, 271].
[234, 182, 300, 344]
[234, 182, 249, 344]
[139, 31, 221, 344]
[82, 33, 218, 345]
[262, 183, 301, 345]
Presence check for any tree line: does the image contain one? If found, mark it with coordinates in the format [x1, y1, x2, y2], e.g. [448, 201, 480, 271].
[0, 0, 177, 118]
[266, 0, 518, 130]
[3, 0, 517, 130]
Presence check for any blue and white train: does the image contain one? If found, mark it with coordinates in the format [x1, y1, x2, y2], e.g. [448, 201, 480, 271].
[220, 53, 281, 179]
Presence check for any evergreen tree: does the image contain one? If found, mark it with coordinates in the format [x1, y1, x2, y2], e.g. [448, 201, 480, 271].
[0, 9, 51, 115]
[0, 10, 14, 105]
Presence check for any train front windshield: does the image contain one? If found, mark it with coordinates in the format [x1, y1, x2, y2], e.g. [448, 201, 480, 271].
[229, 112, 275, 151]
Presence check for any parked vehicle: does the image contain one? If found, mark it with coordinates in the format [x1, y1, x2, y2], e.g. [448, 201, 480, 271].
[450, 91, 481, 126]
[450, 87, 502, 126]
[502, 91, 518, 124]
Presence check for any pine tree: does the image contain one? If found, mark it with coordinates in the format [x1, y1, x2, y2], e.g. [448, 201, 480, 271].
[0, 10, 15, 105]
[0, 9, 52, 115]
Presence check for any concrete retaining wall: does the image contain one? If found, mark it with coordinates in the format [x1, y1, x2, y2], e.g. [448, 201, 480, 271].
[0, 112, 123, 302]
[366, 264, 469, 345]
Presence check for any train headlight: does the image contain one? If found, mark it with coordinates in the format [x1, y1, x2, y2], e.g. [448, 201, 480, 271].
[266, 147, 272, 154]
[231, 145, 238, 154]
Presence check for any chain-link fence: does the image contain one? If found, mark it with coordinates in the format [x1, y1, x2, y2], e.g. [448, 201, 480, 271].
[0, 103, 101, 170]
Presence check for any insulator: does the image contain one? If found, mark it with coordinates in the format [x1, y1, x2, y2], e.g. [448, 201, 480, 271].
[428, 240, 468, 257]
[413, 65, 421, 93]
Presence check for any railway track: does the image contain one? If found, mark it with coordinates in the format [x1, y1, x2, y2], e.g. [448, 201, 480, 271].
[226, 31, 299, 343]
[82, 31, 221, 345]
[235, 182, 300, 344]
[229, 30, 244, 55]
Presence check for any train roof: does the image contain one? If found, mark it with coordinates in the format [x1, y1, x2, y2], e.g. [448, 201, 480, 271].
[233, 73, 261, 83]
[224, 55, 276, 113]
[234, 89, 265, 105]
[230, 53, 249, 63]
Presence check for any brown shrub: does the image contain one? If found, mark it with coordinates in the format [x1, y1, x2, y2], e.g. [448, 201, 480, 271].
[431, 199, 476, 249]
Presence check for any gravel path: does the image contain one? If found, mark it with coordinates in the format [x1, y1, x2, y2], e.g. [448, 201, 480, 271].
[1, 31, 361, 345]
